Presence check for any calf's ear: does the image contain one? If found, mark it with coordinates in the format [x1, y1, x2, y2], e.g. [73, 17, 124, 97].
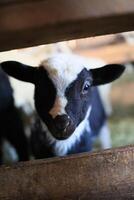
[90, 64, 125, 86]
[1, 61, 37, 84]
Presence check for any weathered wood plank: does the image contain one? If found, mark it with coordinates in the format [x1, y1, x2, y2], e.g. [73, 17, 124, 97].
[0, 145, 134, 200]
[0, 0, 134, 51]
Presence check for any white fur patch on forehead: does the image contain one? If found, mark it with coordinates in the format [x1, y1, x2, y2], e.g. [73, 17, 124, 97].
[41, 53, 106, 118]
[40, 53, 106, 89]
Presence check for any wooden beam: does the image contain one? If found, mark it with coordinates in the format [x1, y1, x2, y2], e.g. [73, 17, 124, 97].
[75, 43, 134, 64]
[0, 145, 134, 199]
[0, 0, 134, 51]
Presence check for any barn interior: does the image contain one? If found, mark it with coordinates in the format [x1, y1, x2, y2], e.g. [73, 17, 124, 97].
[0, 1, 134, 199]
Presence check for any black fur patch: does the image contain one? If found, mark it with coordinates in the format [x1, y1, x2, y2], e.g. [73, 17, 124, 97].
[0, 68, 29, 162]
[34, 67, 57, 134]
[31, 117, 55, 158]
[65, 68, 93, 128]
[0, 67, 13, 111]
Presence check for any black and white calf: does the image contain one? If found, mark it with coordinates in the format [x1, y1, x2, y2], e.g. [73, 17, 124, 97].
[0, 67, 29, 163]
[1, 54, 125, 159]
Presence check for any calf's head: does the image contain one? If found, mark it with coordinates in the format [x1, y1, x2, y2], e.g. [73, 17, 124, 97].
[1, 54, 125, 140]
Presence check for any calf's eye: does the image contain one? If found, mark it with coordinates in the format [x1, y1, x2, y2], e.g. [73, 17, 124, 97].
[81, 80, 90, 95]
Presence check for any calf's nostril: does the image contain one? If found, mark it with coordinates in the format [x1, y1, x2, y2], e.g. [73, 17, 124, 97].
[54, 114, 70, 130]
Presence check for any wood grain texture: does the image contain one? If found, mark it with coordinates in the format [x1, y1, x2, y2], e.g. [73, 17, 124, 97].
[0, 145, 134, 200]
[0, 0, 134, 51]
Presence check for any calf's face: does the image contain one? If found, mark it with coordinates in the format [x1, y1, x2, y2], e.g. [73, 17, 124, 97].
[1, 54, 125, 140]
[34, 66, 93, 140]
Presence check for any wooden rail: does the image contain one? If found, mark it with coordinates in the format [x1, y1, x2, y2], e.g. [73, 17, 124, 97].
[1, 0, 134, 51]
[0, 146, 134, 200]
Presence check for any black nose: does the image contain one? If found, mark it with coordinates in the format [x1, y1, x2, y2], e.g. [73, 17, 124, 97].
[54, 114, 70, 131]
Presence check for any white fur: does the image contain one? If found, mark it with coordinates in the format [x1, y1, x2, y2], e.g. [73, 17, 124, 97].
[98, 84, 112, 116]
[41, 53, 105, 87]
[10, 78, 34, 110]
[99, 123, 111, 149]
[41, 53, 105, 118]
[49, 96, 67, 118]
[2, 141, 19, 163]
[42, 106, 91, 156]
